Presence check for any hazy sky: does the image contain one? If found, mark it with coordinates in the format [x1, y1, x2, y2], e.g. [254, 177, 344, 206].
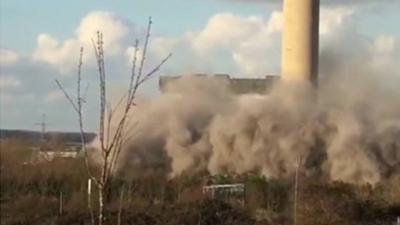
[0, 0, 399, 131]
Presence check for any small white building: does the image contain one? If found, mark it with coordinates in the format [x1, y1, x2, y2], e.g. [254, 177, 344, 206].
[28, 146, 80, 163]
[36, 151, 79, 162]
[202, 183, 246, 205]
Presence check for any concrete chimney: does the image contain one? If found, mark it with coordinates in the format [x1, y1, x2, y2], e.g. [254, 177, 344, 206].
[281, 0, 319, 85]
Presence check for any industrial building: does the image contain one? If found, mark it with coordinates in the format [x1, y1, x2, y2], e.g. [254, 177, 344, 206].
[159, 0, 320, 93]
[159, 74, 279, 95]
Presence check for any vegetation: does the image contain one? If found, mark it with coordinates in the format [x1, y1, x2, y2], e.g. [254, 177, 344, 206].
[1, 139, 399, 225]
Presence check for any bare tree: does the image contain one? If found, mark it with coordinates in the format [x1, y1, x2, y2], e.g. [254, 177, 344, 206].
[56, 17, 172, 225]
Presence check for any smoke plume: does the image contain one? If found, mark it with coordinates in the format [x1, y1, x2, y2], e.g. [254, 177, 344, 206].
[97, 66, 400, 185]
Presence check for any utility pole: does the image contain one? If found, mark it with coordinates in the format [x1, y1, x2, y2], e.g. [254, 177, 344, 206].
[88, 179, 95, 225]
[35, 113, 49, 143]
[294, 156, 303, 225]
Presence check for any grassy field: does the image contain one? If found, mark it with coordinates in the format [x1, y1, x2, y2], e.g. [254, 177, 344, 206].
[1, 139, 399, 225]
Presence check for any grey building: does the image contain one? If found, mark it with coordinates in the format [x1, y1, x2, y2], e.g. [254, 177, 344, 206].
[159, 74, 279, 95]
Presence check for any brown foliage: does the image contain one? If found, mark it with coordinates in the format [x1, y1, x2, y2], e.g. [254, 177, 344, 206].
[1, 140, 399, 225]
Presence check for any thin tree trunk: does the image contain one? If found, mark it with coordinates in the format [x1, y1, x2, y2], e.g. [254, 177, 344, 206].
[98, 154, 109, 225]
[98, 184, 104, 225]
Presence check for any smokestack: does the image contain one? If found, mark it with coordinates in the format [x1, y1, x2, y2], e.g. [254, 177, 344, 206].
[281, 0, 319, 85]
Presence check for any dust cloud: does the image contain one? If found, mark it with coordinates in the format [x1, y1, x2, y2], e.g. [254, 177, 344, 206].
[96, 67, 400, 185]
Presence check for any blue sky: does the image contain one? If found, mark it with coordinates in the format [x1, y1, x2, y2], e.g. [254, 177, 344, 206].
[0, 0, 399, 132]
[0, 0, 273, 52]
[2, 0, 399, 52]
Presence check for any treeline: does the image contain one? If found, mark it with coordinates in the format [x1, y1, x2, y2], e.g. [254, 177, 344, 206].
[1, 139, 399, 225]
[0, 129, 96, 144]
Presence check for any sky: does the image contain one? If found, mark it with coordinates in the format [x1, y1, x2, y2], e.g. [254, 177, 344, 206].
[0, 0, 399, 132]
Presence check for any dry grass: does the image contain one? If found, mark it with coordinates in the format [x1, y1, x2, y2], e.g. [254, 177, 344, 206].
[1, 139, 399, 225]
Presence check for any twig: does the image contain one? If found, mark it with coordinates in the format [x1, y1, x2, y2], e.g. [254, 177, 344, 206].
[137, 53, 172, 86]
[128, 39, 139, 104]
[55, 80, 79, 113]
[137, 17, 152, 83]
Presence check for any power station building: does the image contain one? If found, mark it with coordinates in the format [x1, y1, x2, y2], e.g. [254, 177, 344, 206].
[160, 0, 320, 93]
[159, 74, 279, 95]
